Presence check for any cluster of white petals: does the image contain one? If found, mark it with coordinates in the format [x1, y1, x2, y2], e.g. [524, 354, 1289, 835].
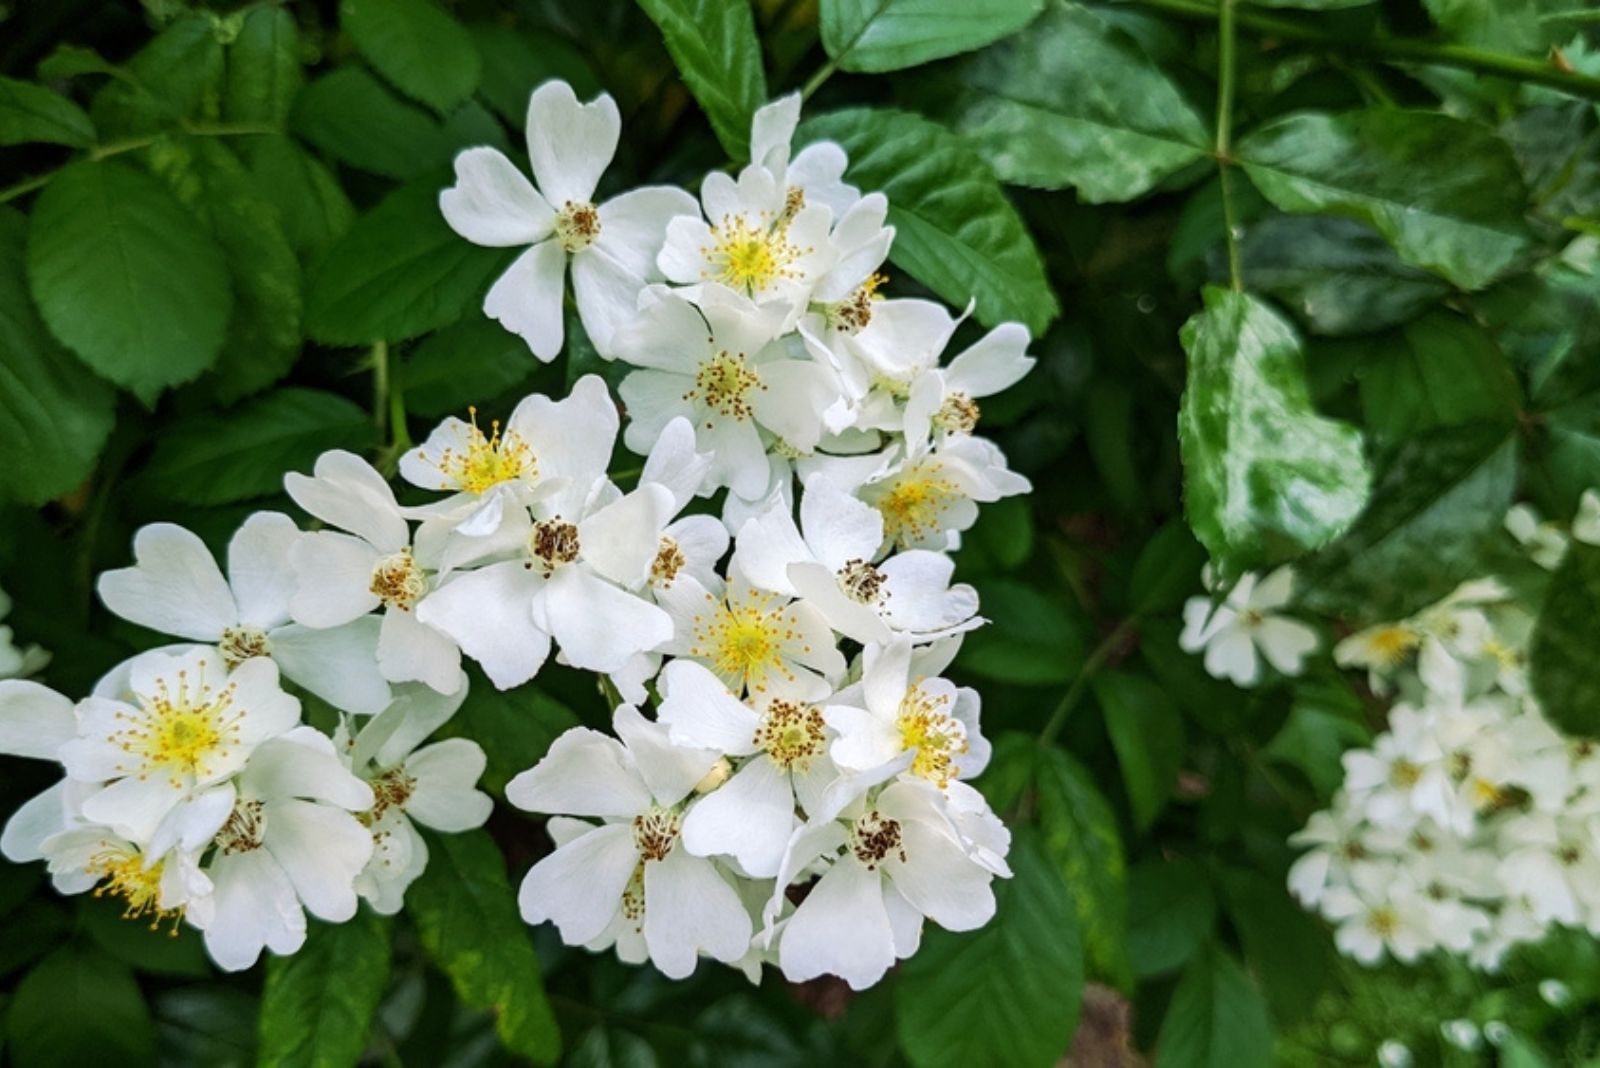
[0, 82, 1030, 988]
[1289, 494, 1600, 971]
[1179, 565, 1321, 686]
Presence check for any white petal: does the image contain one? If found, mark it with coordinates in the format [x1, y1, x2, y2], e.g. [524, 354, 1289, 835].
[288, 531, 382, 628]
[1, 781, 69, 862]
[546, 566, 672, 674]
[269, 619, 392, 714]
[571, 243, 648, 357]
[878, 552, 978, 634]
[641, 417, 709, 514]
[656, 659, 762, 754]
[198, 849, 305, 971]
[643, 848, 753, 976]
[510, 375, 619, 499]
[945, 323, 1034, 398]
[885, 818, 996, 931]
[731, 500, 811, 596]
[284, 450, 408, 552]
[416, 562, 550, 690]
[378, 609, 462, 695]
[440, 146, 554, 246]
[799, 475, 883, 569]
[613, 704, 721, 807]
[525, 80, 619, 206]
[863, 639, 913, 721]
[595, 185, 699, 279]
[518, 822, 637, 943]
[484, 239, 568, 361]
[404, 739, 492, 831]
[749, 359, 838, 452]
[680, 756, 794, 878]
[1256, 617, 1320, 675]
[506, 727, 652, 818]
[264, 798, 373, 921]
[0, 680, 76, 761]
[227, 512, 301, 629]
[579, 483, 673, 588]
[749, 93, 800, 175]
[242, 729, 374, 809]
[80, 774, 184, 843]
[1203, 627, 1259, 686]
[367, 680, 469, 770]
[777, 857, 894, 989]
[97, 523, 236, 640]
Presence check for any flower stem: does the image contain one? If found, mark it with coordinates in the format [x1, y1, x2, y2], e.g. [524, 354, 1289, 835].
[1037, 616, 1140, 748]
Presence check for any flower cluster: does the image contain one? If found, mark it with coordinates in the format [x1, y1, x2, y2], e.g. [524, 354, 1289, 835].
[1288, 493, 1600, 971]
[0, 82, 1030, 988]
[1178, 565, 1321, 687]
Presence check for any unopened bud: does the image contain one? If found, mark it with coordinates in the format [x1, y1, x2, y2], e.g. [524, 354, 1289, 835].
[694, 757, 733, 795]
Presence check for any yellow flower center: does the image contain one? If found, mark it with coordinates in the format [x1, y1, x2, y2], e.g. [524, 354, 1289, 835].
[934, 392, 981, 435]
[554, 200, 600, 252]
[896, 682, 968, 788]
[822, 272, 886, 334]
[849, 811, 905, 870]
[873, 464, 960, 548]
[753, 699, 826, 770]
[1390, 759, 1421, 789]
[689, 590, 804, 695]
[431, 407, 536, 495]
[702, 213, 807, 296]
[1366, 625, 1419, 666]
[1366, 907, 1399, 937]
[370, 547, 428, 611]
[688, 350, 764, 421]
[632, 805, 681, 862]
[111, 667, 241, 784]
[90, 845, 181, 935]
[218, 625, 271, 667]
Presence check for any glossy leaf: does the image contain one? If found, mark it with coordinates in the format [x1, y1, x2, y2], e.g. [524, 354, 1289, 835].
[821, 0, 1044, 73]
[1238, 110, 1533, 290]
[635, 0, 767, 159]
[409, 829, 561, 1064]
[896, 834, 1082, 1068]
[1034, 746, 1131, 986]
[26, 159, 232, 404]
[799, 107, 1058, 334]
[223, 7, 302, 125]
[1531, 542, 1600, 735]
[243, 135, 354, 263]
[0, 75, 94, 147]
[1154, 945, 1274, 1068]
[1178, 287, 1372, 578]
[6, 947, 155, 1068]
[1126, 858, 1216, 977]
[340, 0, 480, 113]
[291, 68, 452, 181]
[1356, 310, 1521, 446]
[88, 15, 224, 138]
[1095, 670, 1185, 830]
[946, 2, 1209, 201]
[258, 912, 392, 1068]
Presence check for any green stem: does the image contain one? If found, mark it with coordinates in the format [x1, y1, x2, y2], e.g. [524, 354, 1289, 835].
[800, 56, 839, 101]
[0, 121, 279, 204]
[1131, 0, 1600, 101]
[1037, 616, 1140, 747]
[1215, 0, 1244, 291]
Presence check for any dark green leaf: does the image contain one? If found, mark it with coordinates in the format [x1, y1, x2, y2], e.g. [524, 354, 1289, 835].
[1531, 542, 1600, 735]
[1529, 391, 1600, 516]
[0, 208, 114, 505]
[1298, 425, 1518, 619]
[242, 135, 354, 263]
[258, 912, 392, 1068]
[635, 0, 767, 159]
[1238, 110, 1533, 290]
[223, 7, 302, 126]
[6, 947, 156, 1068]
[1095, 670, 1184, 830]
[1423, 0, 1571, 54]
[89, 15, 224, 138]
[895, 834, 1082, 1068]
[799, 107, 1057, 334]
[1264, 683, 1371, 797]
[0, 74, 94, 147]
[409, 829, 561, 1064]
[1357, 310, 1521, 446]
[399, 315, 540, 419]
[292, 67, 451, 180]
[305, 178, 515, 346]
[36, 44, 122, 82]
[78, 893, 211, 978]
[26, 159, 232, 404]
[1218, 869, 1331, 1024]
[1129, 521, 1208, 614]
[945, 2, 1207, 200]
[1126, 858, 1216, 978]
[1034, 746, 1130, 986]
[1178, 287, 1371, 578]
[1154, 945, 1274, 1068]
[469, 25, 602, 127]
[957, 577, 1085, 685]
[822, 0, 1044, 73]
[155, 986, 258, 1068]
[341, 0, 480, 113]
[135, 388, 377, 506]
[440, 676, 578, 796]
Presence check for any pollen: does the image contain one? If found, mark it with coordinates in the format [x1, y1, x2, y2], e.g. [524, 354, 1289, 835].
[822, 272, 885, 334]
[431, 407, 536, 495]
[872, 464, 960, 548]
[686, 350, 764, 422]
[1365, 625, 1419, 666]
[108, 666, 241, 785]
[836, 559, 886, 605]
[370, 547, 428, 611]
[632, 805, 681, 862]
[896, 682, 968, 789]
[702, 213, 808, 297]
[554, 200, 601, 252]
[754, 699, 826, 770]
[1366, 906, 1399, 938]
[933, 392, 981, 435]
[218, 625, 271, 667]
[368, 767, 417, 821]
[689, 590, 801, 695]
[849, 811, 905, 870]
[1389, 759, 1421, 789]
[650, 536, 687, 588]
[528, 518, 580, 575]
[89, 845, 182, 935]
[215, 799, 267, 855]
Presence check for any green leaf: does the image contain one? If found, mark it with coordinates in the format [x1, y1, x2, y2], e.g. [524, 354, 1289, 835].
[1237, 110, 1533, 291]
[36, 44, 122, 82]
[1129, 521, 1209, 614]
[1034, 746, 1130, 986]
[0, 74, 94, 147]
[1529, 390, 1600, 516]
[1356, 310, 1521, 447]
[822, 0, 1044, 73]
[224, 7, 302, 126]
[469, 25, 602, 127]
[5, 947, 156, 1068]
[957, 577, 1085, 685]
[895, 834, 1082, 1068]
[1217, 869, 1332, 1025]
[305, 178, 515, 346]
[1423, 0, 1570, 54]
[291, 67, 451, 180]
[1239, 215, 1449, 337]
[799, 107, 1058, 334]
[147, 137, 303, 404]
[341, 0, 480, 113]
[0, 208, 114, 505]
[135, 388, 377, 506]
[400, 315, 540, 419]
[1155, 945, 1274, 1068]
[258, 912, 392, 1068]
[78, 893, 211, 978]
[26, 159, 232, 404]
[440, 675, 578, 796]
[155, 987, 258, 1068]
[635, 0, 767, 159]
[1095, 670, 1184, 830]
[1531, 542, 1600, 735]
[242, 135, 354, 263]
[89, 14, 224, 138]
[1126, 858, 1216, 978]
[409, 829, 561, 1064]
[1178, 287, 1372, 578]
[1298, 425, 1518, 619]
[944, 2, 1208, 200]
[1264, 683, 1371, 797]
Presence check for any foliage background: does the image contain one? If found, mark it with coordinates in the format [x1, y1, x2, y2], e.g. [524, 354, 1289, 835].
[2, 0, 1600, 1064]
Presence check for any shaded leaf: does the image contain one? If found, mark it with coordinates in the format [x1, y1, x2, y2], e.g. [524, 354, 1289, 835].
[400, 315, 541, 419]
[341, 0, 480, 113]
[635, 0, 767, 159]
[439, 675, 578, 796]
[1530, 542, 1600, 735]
[224, 7, 301, 126]
[1095, 670, 1184, 830]
[291, 67, 451, 180]
[1126, 858, 1216, 978]
[258, 912, 392, 1068]
[1035, 746, 1130, 986]
[1155, 945, 1273, 1068]
[822, 0, 1044, 73]
[0, 74, 94, 147]
[1356, 310, 1521, 446]
[242, 135, 354, 263]
[6, 947, 156, 1068]
[469, 25, 601, 127]
[957, 577, 1084, 685]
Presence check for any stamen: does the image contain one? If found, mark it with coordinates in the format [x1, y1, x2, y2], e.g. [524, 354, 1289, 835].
[429, 407, 536, 495]
[554, 200, 601, 252]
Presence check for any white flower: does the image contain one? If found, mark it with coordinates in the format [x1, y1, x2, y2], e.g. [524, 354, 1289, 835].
[37, 824, 210, 933]
[1575, 489, 1600, 545]
[439, 80, 697, 359]
[57, 647, 300, 843]
[833, 434, 1030, 553]
[98, 515, 391, 713]
[508, 707, 753, 979]
[0, 586, 48, 679]
[184, 726, 375, 971]
[0, 678, 77, 764]
[614, 288, 840, 500]
[655, 659, 839, 878]
[1179, 567, 1319, 686]
[284, 450, 462, 695]
[1504, 503, 1569, 569]
[825, 640, 989, 790]
[1495, 811, 1600, 927]
[746, 93, 861, 219]
[768, 778, 1001, 989]
[1340, 704, 1448, 830]
[1319, 862, 1433, 964]
[1287, 802, 1385, 907]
